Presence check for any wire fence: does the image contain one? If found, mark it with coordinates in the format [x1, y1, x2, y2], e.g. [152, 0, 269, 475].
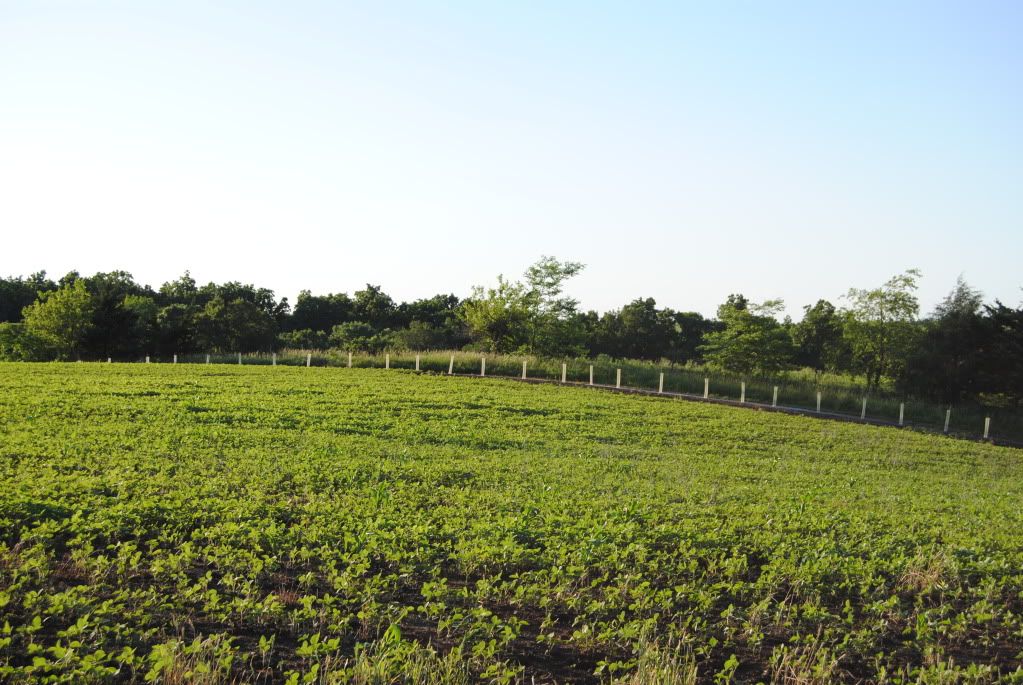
[87, 348, 1023, 446]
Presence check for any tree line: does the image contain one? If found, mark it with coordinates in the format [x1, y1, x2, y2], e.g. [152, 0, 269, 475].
[0, 258, 1020, 408]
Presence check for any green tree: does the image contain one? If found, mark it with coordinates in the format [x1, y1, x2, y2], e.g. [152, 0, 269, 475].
[842, 270, 922, 391]
[459, 276, 531, 353]
[0, 271, 57, 323]
[700, 296, 793, 375]
[329, 321, 393, 352]
[195, 296, 277, 352]
[21, 280, 95, 360]
[0, 323, 49, 361]
[278, 329, 331, 350]
[289, 291, 354, 332]
[903, 277, 986, 403]
[353, 285, 396, 330]
[791, 300, 848, 381]
[977, 299, 1023, 405]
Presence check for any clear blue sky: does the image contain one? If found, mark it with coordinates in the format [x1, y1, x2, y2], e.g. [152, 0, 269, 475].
[2, 1, 1020, 318]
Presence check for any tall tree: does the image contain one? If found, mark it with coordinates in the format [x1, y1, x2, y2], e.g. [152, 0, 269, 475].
[21, 280, 95, 360]
[353, 285, 396, 330]
[842, 270, 922, 391]
[903, 278, 986, 403]
[0, 271, 57, 323]
[791, 300, 847, 381]
[976, 299, 1023, 405]
[522, 256, 586, 356]
[460, 276, 531, 353]
[289, 291, 354, 332]
[700, 296, 793, 375]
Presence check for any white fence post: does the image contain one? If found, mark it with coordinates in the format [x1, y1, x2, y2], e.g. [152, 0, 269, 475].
[984, 417, 991, 439]
[816, 391, 822, 413]
[348, 352, 353, 368]
[944, 408, 951, 433]
[522, 360, 527, 379]
[740, 382, 746, 403]
[561, 363, 567, 383]
[272, 353, 277, 366]
[658, 372, 664, 394]
[146, 356, 150, 364]
[385, 353, 390, 370]
[206, 354, 210, 364]
[616, 368, 622, 388]
[448, 355, 454, 375]
[415, 354, 420, 371]
[480, 356, 486, 377]
[107, 357, 112, 364]
[861, 397, 867, 420]
[306, 353, 311, 368]
[898, 403, 904, 426]
[173, 354, 177, 364]
[772, 386, 778, 407]
[703, 378, 709, 399]
[589, 365, 594, 385]
[238, 352, 242, 365]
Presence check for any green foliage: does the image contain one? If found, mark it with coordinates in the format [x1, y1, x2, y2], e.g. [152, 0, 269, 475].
[20, 280, 95, 360]
[791, 299, 848, 379]
[353, 285, 397, 330]
[329, 321, 393, 352]
[391, 321, 448, 350]
[2, 363, 1022, 682]
[289, 290, 354, 333]
[700, 296, 793, 375]
[459, 276, 532, 353]
[461, 257, 586, 355]
[0, 323, 48, 361]
[194, 295, 277, 352]
[0, 271, 56, 323]
[905, 277, 988, 404]
[278, 328, 331, 350]
[842, 269, 922, 390]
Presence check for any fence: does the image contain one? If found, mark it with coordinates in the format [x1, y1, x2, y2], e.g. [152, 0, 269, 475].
[89, 349, 1022, 445]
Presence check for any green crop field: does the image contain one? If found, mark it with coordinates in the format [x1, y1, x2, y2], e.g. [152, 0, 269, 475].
[1, 363, 1021, 684]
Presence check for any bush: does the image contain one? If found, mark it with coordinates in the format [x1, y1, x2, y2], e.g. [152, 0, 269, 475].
[0, 323, 50, 361]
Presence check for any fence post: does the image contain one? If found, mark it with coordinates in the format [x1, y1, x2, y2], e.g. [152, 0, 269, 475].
[348, 352, 353, 368]
[944, 408, 951, 433]
[561, 363, 567, 383]
[589, 365, 594, 385]
[306, 353, 311, 368]
[448, 355, 454, 375]
[740, 382, 746, 403]
[415, 354, 420, 371]
[816, 391, 821, 413]
[272, 353, 277, 366]
[146, 356, 150, 364]
[658, 372, 664, 394]
[616, 368, 621, 388]
[480, 356, 486, 377]
[861, 397, 867, 420]
[173, 354, 177, 364]
[703, 378, 709, 399]
[206, 354, 210, 365]
[522, 360, 527, 379]
[984, 417, 991, 439]
[385, 353, 390, 370]
[772, 386, 778, 407]
[107, 357, 112, 364]
[899, 403, 904, 426]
